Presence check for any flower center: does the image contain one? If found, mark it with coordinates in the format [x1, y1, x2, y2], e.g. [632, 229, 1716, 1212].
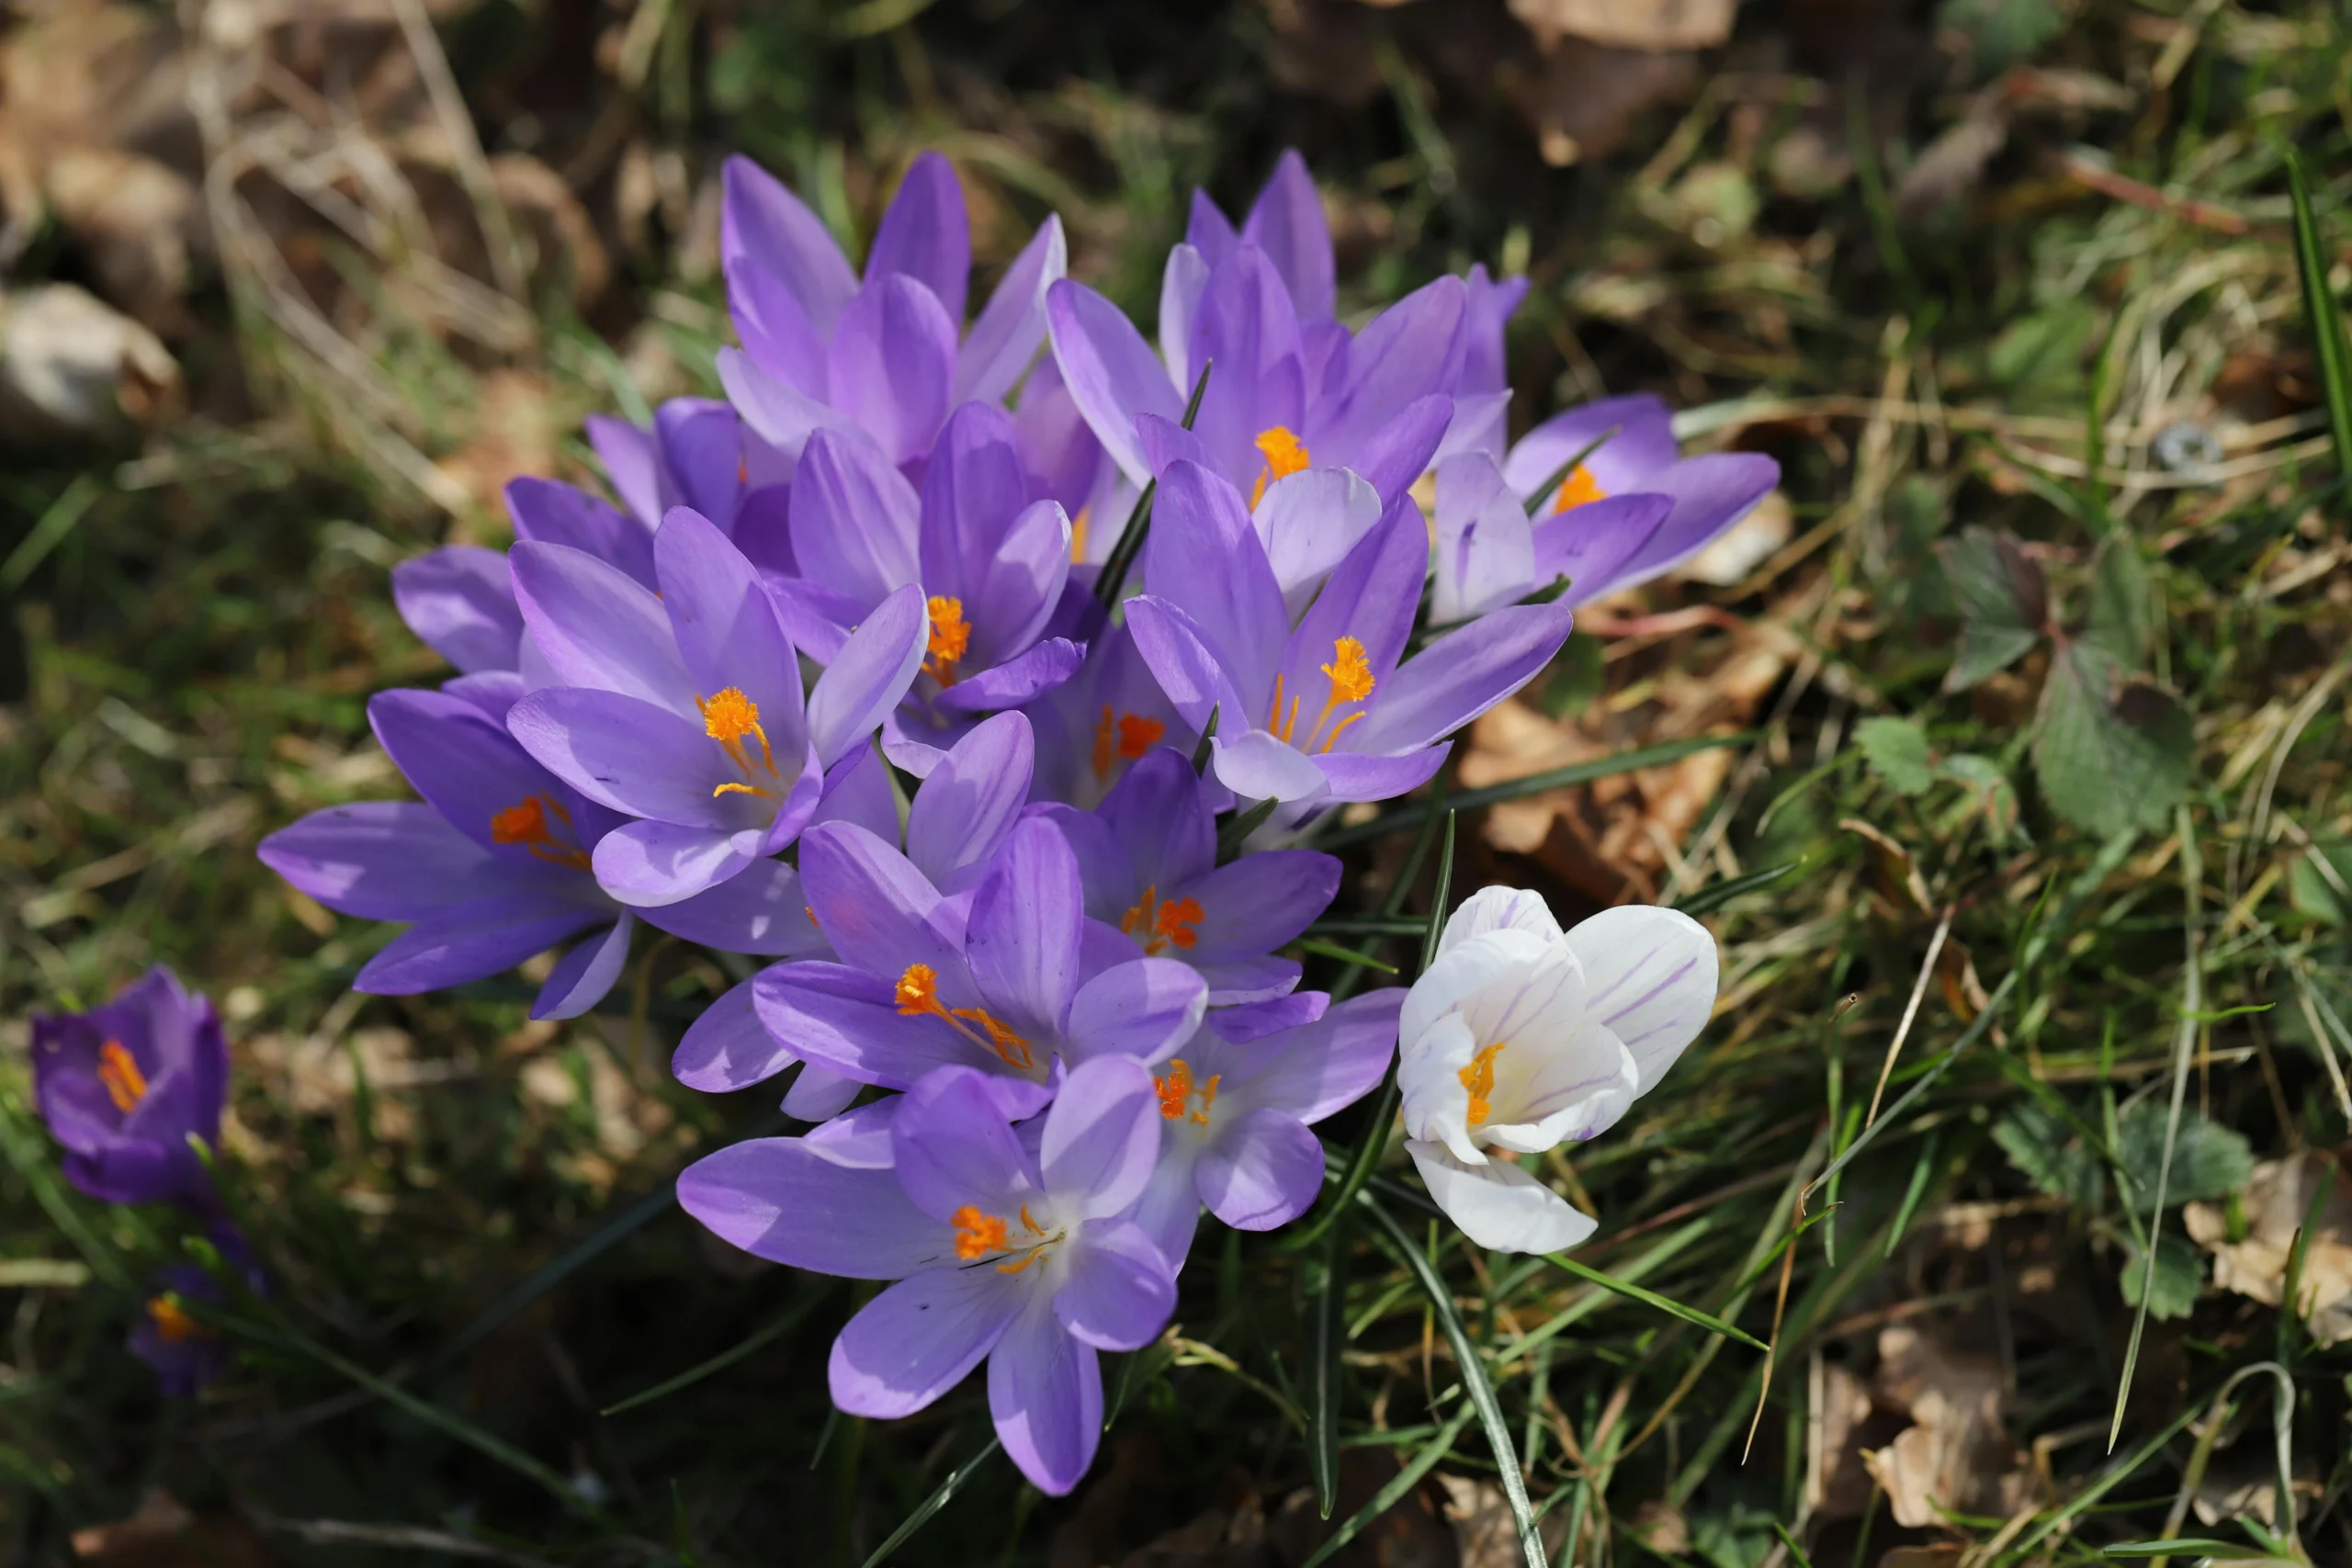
[1250, 425, 1310, 509]
[97, 1039, 148, 1114]
[698, 686, 781, 800]
[1069, 505, 1091, 564]
[1091, 705, 1167, 782]
[1153, 1057, 1221, 1126]
[146, 1292, 206, 1344]
[1266, 637, 1374, 754]
[490, 793, 594, 872]
[952, 1201, 1064, 1273]
[924, 596, 972, 685]
[894, 963, 1036, 1072]
[1458, 1041, 1507, 1128]
[1119, 885, 1203, 955]
[1551, 464, 1608, 514]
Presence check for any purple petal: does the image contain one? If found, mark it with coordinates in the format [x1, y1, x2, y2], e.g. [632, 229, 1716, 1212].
[1618, 452, 1781, 585]
[1055, 1219, 1176, 1349]
[893, 1064, 1042, 1221]
[1134, 411, 1211, 477]
[1241, 149, 1334, 323]
[1122, 597, 1250, 739]
[655, 507, 806, 749]
[1193, 954, 1305, 1007]
[1251, 467, 1382, 617]
[674, 971, 797, 1091]
[1140, 462, 1287, 707]
[1182, 850, 1339, 959]
[1199, 1108, 1324, 1230]
[1536, 491, 1673, 607]
[721, 154, 858, 336]
[1227, 989, 1400, 1124]
[258, 802, 501, 920]
[784, 1063, 865, 1121]
[797, 821, 967, 983]
[657, 400, 746, 531]
[1158, 243, 1211, 395]
[989, 1302, 1102, 1496]
[828, 275, 957, 468]
[533, 913, 634, 1020]
[806, 582, 928, 766]
[370, 686, 560, 854]
[1342, 392, 1454, 511]
[1096, 747, 1215, 891]
[507, 478, 656, 590]
[1502, 393, 1679, 501]
[804, 1096, 902, 1168]
[1184, 189, 1238, 268]
[716, 346, 854, 463]
[678, 1134, 946, 1277]
[907, 711, 1035, 890]
[788, 427, 922, 615]
[867, 151, 971, 326]
[920, 402, 1037, 601]
[959, 215, 1066, 403]
[835, 1265, 1020, 1418]
[1311, 275, 1467, 462]
[1308, 746, 1448, 803]
[967, 818, 1085, 1040]
[593, 820, 764, 907]
[810, 742, 900, 844]
[1209, 729, 1329, 804]
[585, 414, 669, 527]
[505, 687, 737, 826]
[1275, 496, 1424, 715]
[1039, 1055, 1161, 1216]
[639, 855, 827, 955]
[391, 547, 521, 673]
[1184, 247, 1306, 488]
[1132, 1142, 1204, 1269]
[442, 670, 526, 721]
[1433, 451, 1535, 624]
[728, 254, 829, 399]
[356, 893, 606, 994]
[1207, 989, 1330, 1042]
[755, 963, 968, 1089]
[931, 635, 1082, 716]
[1353, 600, 1573, 755]
[509, 542, 693, 715]
[1063, 958, 1206, 1068]
[1046, 279, 1182, 489]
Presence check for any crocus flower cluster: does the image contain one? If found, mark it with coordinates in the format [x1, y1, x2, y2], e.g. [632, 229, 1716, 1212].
[257, 148, 1761, 1494]
[30, 966, 262, 1394]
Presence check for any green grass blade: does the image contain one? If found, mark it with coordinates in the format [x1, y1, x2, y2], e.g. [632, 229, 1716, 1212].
[1803, 969, 2018, 1201]
[1420, 811, 1457, 973]
[1295, 937, 1399, 973]
[601, 1280, 833, 1416]
[1359, 1191, 1545, 1568]
[1216, 796, 1280, 859]
[2287, 148, 2352, 476]
[1492, 1217, 1714, 1368]
[1308, 1222, 1349, 1519]
[1315, 735, 1754, 850]
[857, 1435, 1000, 1568]
[0, 1091, 136, 1294]
[435, 1180, 680, 1370]
[1670, 859, 1800, 917]
[1300, 1398, 1477, 1568]
[1543, 1253, 1767, 1350]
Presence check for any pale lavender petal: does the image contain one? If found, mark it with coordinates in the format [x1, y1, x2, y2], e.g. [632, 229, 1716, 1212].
[989, 1301, 1102, 1496]
[1309, 746, 1448, 803]
[958, 214, 1064, 404]
[1433, 450, 1534, 624]
[1132, 1142, 1204, 1268]
[1616, 452, 1781, 585]
[1182, 850, 1338, 960]
[948, 496, 1070, 671]
[585, 413, 668, 527]
[728, 254, 829, 398]
[1184, 247, 1306, 488]
[1209, 730, 1328, 804]
[509, 542, 692, 715]
[655, 507, 805, 746]
[656, 400, 745, 531]
[806, 583, 927, 766]
[797, 822, 967, 983]
[1046, 279, 1182, 489]
[867, 151, 970, 325]
[785, 1064, 865, 1122]
[639, 855, 826, 955]
[1117, 598, 1246, 739]
[1134, 411, 1211, 476]
[967, 818, 1084, 1039]
[1274, 498, 1424, 709]
[1352, 601, 1573, 755]
[1241, 149, 1334, 323]
[392, 547, 521, 673]
[803, 1097, 901, 1168]
[907, 711, 1034, 889]
[1184, 189, 1238, 267]
[765, 575, 857, 663]
[1251, 467, 1381, 617]
[1192, 954, 1304, 1006]
[442, 670, 526, 721]
[810, 742, 900, 843]
[593, 819, 763, 907]
[754, 963, 967, 1088]
[717, 346, 854, 462]
[533, 913, 634, 1020]
[673, 971, 796, 1091]
[828, 275, 957, 467]
[507, 478, 656, 589]
[1208, 989, 1330, 1043]
[506, 687, 737, 825]
[920, 403, 1040, 607]
[1062, 958, 1205, 1068]
[679, 1134, 947, 1277]
[356, 893, 606, 994]
[1158, 242, 1211, 394]
[789, 426, 922, 615]
[1311, 275, 1466, 461]
[1534, 492, 1672, 607]
[1038, 1055, 1160, 1216]
[259, 803, 503, 919]
[1199, 1108, 1323, 1230]
[1561, 905, 1719, 1095]
[721, 154, 858, 335]
[1502, 393, 1679, 500]
[1230, 989, 1401, 1124]
[893, 1064, 1042, 1220]
[931, 636, 1082, 716]
[1140, 462, 1286, 705]
[1055, 1219, 1175, 1349]
[834, 1265, 1019, 1418]
[1342, 392, 1453, 510]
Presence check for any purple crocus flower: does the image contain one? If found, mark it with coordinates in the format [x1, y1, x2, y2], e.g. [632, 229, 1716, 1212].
[31, 966, 224, 1209]
[1036, 748, 1338, 1004]
[1023, 620, 1193, 809]
[677, 1054, 1176, 1495]
[131, 1262, 234, 1397]
[1439, 265, 1532, 463]
[503, 508, 927, 906]
[741, 818, 1207, 1119]
[771, 400, 1083, 774]
[1427, 394, 1779, 624]
[718, 151, 1067, 472]
[1131, 990, 1402, 1264]
[1123, 461, 1573, 808]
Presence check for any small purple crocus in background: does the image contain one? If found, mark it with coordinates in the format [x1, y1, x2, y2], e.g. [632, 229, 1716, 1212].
[1425, 394, 1780, 626]
[1122, 461, 1573, 810]
[677, 1055, 1175, 1495]
[1130, 990, 1402, 1267]
[1035, 748, 1339, 1005]
[130, 1263, 234, 1398]
[31, 966, 225, 1209]
[504, 508, 927, 907]
[718, 151, 1067, 472]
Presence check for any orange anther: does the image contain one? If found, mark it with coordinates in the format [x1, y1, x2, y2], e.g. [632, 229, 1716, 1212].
[699, 686, 762, 743]
[1457, 1042, 1507, 1127]
[1250, 425, 1311, 509]
[924, 596, 972, 684]
[951, 1204, 1008, 1260]
[1115, 713, 1165, 760]
[97, 1040, 148, 1114]
[146, 1293, 205, 1343]
[1551, 464, 1608, 514]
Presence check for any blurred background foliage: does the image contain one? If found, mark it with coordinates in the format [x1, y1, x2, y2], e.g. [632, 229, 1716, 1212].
[4, 0, 2352, 1565]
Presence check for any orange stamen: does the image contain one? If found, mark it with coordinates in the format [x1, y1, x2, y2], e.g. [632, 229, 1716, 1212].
[924, 596, 972, 685]
[491, 793, 594, 871]
[1551, 464, 1608, 514]
[97, 1040, 148, 1114]
[1293, 636, 1375, 753]
[951, 1204, 1008, 1260]
[895, 964, 1036, 1071]
[1458, 1042, 1507, 1127]
[1069, 505, 1091, 564]
[146, 1293, 205, 1343]
[1091, 704, 1116, 783]
[1250, 425, 1311, 509]
[696, 687, 779, 798]
[1120, 887, 1204, 956]
[1152, 1057, 1221, 1125]
[1116, 713, 1165, 759]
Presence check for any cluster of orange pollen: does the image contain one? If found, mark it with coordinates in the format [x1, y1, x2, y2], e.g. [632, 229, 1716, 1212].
[1250, 425, 1310, 509]
[490, 793, 594, 871]
[923, 596, 972, 685]
[1457, 1042, 1507, 1128]
[1118, 886, 1202, 955]
[951, 1201, 1062, 1273]
[1267, 636, 1374, 754]
[894, 964, 1035, 1072]
[697, 686, 781, 800]
[1089, 705, 1166, 783]
[1153, 1058, 1220, 1125]
[146, 1292, 205, 1344]
[1552, 463, 1607, 513]
[96, 1040, 149, 1114]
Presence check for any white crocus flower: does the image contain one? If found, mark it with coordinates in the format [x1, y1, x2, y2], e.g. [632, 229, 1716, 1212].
[1396, 886, 1718, 1253]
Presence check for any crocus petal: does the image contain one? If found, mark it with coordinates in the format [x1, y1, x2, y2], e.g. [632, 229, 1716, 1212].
[1341, 393, 1454, 511]
[1141, 462, 1287, 705]
[1241, 149, 1334, 323]
[1275, 496, 1423, 711]
[1184, 246, 1306, 489]
[1055, 1219, 1176, 1349]
[368, 686, 559, 854]
[679, 1134, 948, 1277]
[1308, 747, 1448, 805]
[1227, 989, 1401, 1125]
[867, 150, 971, 326]
[1184, 189, 1238, 267]
[728, 254, 829, 399]
[797, 821, 967, 985]
[922, 402, 1035, 598]
[392, 547, 522, 673]
[754, 963, 968, 1089]
[655, 507, 805, 742]
[931, 636, 1083, 716]
[593, 819, 764, 907]
[721, 153, 858, 335]
[1407, 1139, 1596, 1255]
[1252, 467, 1382, 618]
[1561, 905, 1719, 1095]
[1351, 601, 1574, 756]
[1210, 729, 1329, 804]
[509, 542, 693, 716]
[1199, 1108, 1324, 1230]
[258, 802, 502, 921]
[1400, 928, 1553, 1057]
[639, 855, 828, 955]
[533, 913, 634, 1020]
[1134, 411, 1212, 476]
[1062, 958, 1206, 1068]
[507, 477, 657, 589]
[833, 1264, 1020, 1419]
[506, 687, 741, 827]
[1311, 275, 1466, 462]
[989, 1300, 1102, 1496]
[1039, 1055, 1160, 1218]
[585, 413, 669, 528]
[1093, 746, 1216, 891]
[1616, 452, 1781, 585]
[716, 346, 854, 463]
[784, 1064, 865, 1121]
[807, 583, 928, 766]
[958, 214, 1065, 404]
[356, 894, 607, 995]
[673, 971, 796, 1091]
[811, 741, 902, 846]
[967, 818, 1085, 1041]
[802, 1092, 899, 1167]
[442, 670, 526, 721]
[907, 711, 1034, 889]
[1502, 393, 1679, 501]
[893, 1064, 1043, 1221]
[1046, 278, 1183, 489]
[1158, 242, 1211, 394]
[1432, 451, 1535, 625]
[829, 275, 958, 467]
[788, 427, 922, 615]
[1182, 850, 1338, 960]
[1209, 989, 1331, 1042]
[1533, 492, 1672, 607]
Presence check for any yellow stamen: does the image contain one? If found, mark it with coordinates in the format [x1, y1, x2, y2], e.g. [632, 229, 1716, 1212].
[924, 596, 972, 685]
[146, 1293, 206, 1344]
[1069, 505, 1091, 564]
[97, 1040, 148, 1114]
[1266, 671, 1302, 745]
[895, 964, 1036, 1071]
[1250, 425, 1311, 509]
[1289, 636, 1375, 753]
[696, 686, 779, 798]
[894, 963, 943, 1015]
[1551, 463, 1608, 514]
[1458, 1041, 1507, 1128]
[951, 1204, 1008, 1260]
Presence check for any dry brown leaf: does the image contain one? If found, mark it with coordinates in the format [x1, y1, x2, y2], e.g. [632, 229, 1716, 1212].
[70, 1490, 274, 1567]
[1813, 1362, 1880, 1519]
[0, 282, 180, 438]
[1894, 104, 2009, 221]
[1438, 1474, 1574, 1566]
[434, 369, 561, 527]
[1621, 1499, 1688, 1556]
[43, 147, 204, 333]
[1518, 40, 1702, 167]
[1861, 1325, 2036, 1530]
[1508, 0, 1740, 51]
[2183, 1154, 2352, 1346]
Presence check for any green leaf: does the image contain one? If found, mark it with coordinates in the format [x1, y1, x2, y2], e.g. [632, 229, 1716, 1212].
[1992, 1102, 2104, 1209]
[1938, 0, 2067, 73]
[1307, 1224, 1347, 1519]
[1544, 1253, 1768, 1349]
[857, 1436, 1000, 1568]
[1673, 859, 1801, 917]
[1299, 1399, 1478, 1568]
[1938, 527, 2046, 691]
[2287, 147, 2352, 477]
[2117, 1232, 2203, 1321]
[2290, 839, 2352, 925]
[1984, 298, 2097, 394]
[1856, 716, 1934, 796]
[1541, 632, 1606, 718]
[2117, 1100, 2254, 1206]
[2032, 642, 2193, 838]
[2086, 535, 2155, 664]
[1935, 752, 2020, 836]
